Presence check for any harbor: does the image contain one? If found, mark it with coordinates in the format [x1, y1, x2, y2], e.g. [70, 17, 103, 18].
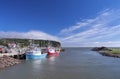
[1, 0, 120, 79]
[0, 47, 61, 70]
[0, 38, 61, 70]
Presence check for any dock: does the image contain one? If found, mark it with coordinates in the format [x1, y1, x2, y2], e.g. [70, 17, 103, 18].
[0, 52, 25, 57]
[0, 48, 26, 59]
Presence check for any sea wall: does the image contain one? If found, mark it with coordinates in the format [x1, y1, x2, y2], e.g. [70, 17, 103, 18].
[0, 56, 21, 70]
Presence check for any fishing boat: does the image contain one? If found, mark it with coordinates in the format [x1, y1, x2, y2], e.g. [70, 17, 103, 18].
[0, 47, 3, 53]
[46, 41, 60, 57]
[25, 47, 47, 59]
[47, 48, 59, 57]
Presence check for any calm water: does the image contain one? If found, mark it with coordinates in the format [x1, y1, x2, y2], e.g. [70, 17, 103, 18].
[1, 48, 120, 79]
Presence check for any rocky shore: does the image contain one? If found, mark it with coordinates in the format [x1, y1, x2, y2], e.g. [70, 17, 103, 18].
[0, 56, 21, 70]
[92, 47, 120, 58]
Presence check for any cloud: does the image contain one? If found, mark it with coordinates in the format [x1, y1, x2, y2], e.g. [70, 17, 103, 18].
[60, 9, 120, 47]
[1, 9, 120, 47]
[0, 31, 59, 41]
[62, 41, 120, 47]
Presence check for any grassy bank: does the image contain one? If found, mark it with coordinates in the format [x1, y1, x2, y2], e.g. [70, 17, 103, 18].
[92, 47, 120, 58]
[110, 48, 120, 54]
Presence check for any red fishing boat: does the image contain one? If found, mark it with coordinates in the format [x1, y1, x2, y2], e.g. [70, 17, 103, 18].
[0, 48, 2, 52]
[0, 45, 4, 53]
[47, 48, 59, 57]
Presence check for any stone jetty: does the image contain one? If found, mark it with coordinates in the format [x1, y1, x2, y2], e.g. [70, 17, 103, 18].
[0, 56, 21, 70]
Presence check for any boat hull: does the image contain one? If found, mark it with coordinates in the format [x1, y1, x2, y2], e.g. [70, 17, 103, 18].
[47, 52, 59, 57]
[26, 53, 47, 59]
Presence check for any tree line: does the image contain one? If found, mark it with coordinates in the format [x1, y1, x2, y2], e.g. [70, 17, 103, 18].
[0, 38, 61, 48]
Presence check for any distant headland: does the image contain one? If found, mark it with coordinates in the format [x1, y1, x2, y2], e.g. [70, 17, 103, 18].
[92, 46, 120, 58]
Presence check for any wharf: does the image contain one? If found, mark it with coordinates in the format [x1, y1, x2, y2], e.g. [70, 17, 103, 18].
[0, 48, 25, 59]
[0, 52, 25, 57]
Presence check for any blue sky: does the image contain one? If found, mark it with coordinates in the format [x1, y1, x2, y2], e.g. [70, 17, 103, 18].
[0, 0, 120, 47]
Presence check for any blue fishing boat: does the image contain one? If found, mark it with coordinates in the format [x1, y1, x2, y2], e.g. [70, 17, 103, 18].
[25, 43, 47, 60]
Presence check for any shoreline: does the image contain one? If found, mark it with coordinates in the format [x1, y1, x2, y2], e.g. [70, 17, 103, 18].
[92, 47, 120, 58]
[98, 51, 120, 58]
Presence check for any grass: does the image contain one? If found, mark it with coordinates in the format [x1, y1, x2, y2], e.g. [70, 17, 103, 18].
[110, 48, 120, 54]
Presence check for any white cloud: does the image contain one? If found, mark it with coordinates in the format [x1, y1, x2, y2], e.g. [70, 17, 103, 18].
[1, 9, 120, 47]
[62, 41, 120, 47]
[60, 9, 120, 47]
[0, 31, 59, 42]
[60, 22, 88, 34]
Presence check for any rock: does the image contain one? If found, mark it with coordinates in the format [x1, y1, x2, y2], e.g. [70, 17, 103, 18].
[0, 56, 21, 70]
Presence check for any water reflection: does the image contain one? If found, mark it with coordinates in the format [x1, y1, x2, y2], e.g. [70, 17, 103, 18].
[47, 56, 57, 60]
[31, 59, 47, 71]
[47, 56, 58, 65]
[32, 59, 42, 65]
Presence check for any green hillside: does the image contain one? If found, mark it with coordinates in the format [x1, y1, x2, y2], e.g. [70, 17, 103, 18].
[0, 38, 61, 48]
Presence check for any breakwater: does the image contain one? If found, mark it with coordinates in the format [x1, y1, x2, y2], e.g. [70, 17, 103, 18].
[0, 56, 21, 70]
